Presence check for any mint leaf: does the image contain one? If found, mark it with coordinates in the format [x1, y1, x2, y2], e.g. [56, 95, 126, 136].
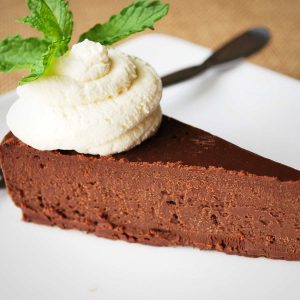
[20, 41, 63, 84]
[0, 35, 50, 72]
[21, 0, 73, 45]
[79, 0, 169, 45]
[41, 0, 73, 39]
[0, 0, 170, 85]
[17, 0, 73, 82]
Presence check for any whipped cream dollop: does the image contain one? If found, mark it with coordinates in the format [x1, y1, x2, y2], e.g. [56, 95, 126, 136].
[7, 40, 162, 155]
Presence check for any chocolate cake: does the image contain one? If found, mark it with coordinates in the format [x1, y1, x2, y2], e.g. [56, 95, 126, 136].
[1, 116, 299, 260]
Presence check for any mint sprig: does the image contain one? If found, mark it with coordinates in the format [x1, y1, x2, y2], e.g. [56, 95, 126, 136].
[20, 41, 66, 83]
[0, 0, 73, 84]
[20, 0, 73, 50]
[20, 0, 73, 83]
[0, 35, 50, 72]
[0, 0, 169, 85]
[79, 0, 169, 45]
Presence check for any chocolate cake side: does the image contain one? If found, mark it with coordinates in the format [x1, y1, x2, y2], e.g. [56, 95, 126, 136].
[1, 116, 299, 260]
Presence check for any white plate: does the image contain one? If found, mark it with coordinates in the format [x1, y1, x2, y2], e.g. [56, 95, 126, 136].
[0, 34, 299, 300]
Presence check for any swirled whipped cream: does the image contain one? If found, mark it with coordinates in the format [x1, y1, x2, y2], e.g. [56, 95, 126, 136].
[7, 39, 162, 155]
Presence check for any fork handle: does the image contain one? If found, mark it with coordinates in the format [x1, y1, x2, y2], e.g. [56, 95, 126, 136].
[162, 27, 271, 87]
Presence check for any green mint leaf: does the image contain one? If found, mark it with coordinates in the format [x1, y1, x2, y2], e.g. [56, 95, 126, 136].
[79, 0, 169, 45]
[21, 0, 73, 44]
[0, 35, 50, 72]
[20, 41, 63, 84]
[0, 1, 170, 85]
[17, 0, 73, 83]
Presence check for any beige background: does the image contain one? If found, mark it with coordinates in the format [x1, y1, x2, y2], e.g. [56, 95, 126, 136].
[0, 0, 300, 93]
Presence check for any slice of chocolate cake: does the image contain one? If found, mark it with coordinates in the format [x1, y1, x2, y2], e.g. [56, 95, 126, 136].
[1, 116, 299, 260]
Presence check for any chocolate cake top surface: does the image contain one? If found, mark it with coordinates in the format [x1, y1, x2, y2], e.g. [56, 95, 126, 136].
[2, 116, 300, 182]
[117, 117, 299, 181]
